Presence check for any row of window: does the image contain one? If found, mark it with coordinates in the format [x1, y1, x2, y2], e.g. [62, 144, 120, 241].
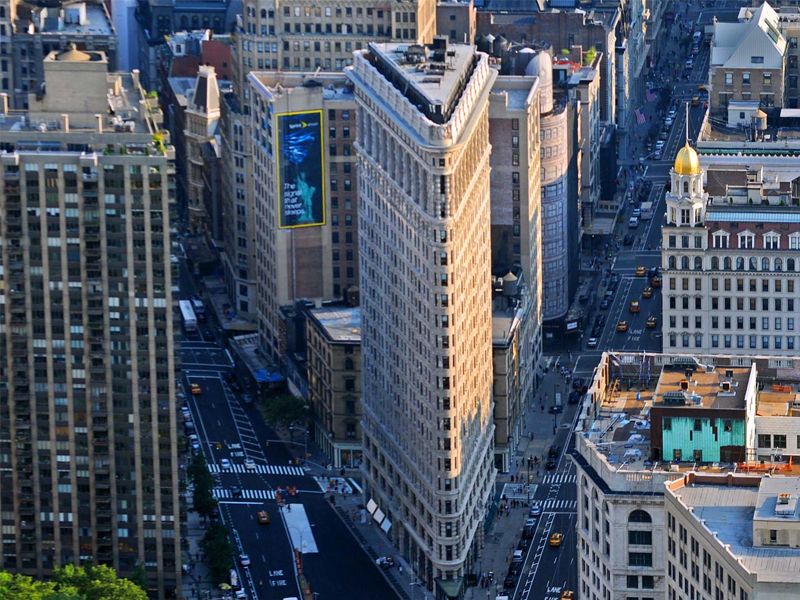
[667, 254, 800, 272]
[756, 434, 799, 449]
[667, 332, 797, 351]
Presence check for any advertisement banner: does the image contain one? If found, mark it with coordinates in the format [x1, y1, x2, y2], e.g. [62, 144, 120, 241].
[276, 110, 326, 229]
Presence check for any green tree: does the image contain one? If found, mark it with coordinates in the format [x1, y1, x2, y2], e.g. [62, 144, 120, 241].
[189, 453, 218, 519]
[128, 565, 149, 594]
[262, 393, 309, 429]
[201, 523, 234, 585]
[52, 565, 147, 600]
[0, 571, 58, 600]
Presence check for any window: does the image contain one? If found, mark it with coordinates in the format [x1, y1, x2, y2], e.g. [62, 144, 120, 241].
[774, 434, 787, 449]
[742, 72, 750, 85]
[629, 530, 653, 545]
[726, 72, 733, 85]
[627, 576, 639, 589]
[629, 552, 653, 567]
[752, 56, 764, 63]
[629, 510, 652, 523]
[764, 72, 772, 86]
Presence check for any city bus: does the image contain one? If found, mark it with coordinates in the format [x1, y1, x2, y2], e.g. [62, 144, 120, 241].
[179, 300, 198, 333]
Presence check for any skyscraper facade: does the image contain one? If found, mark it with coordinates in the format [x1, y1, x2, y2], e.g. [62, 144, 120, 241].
[0, 48, 180, 597]
[347, 39, 496, 595]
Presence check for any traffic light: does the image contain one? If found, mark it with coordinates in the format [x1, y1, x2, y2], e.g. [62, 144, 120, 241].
[265, 441, 270, 447]
[216, 443, 222, 450]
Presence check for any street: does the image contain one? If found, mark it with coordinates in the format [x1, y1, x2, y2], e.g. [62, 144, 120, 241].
[177, 255, 399, 600]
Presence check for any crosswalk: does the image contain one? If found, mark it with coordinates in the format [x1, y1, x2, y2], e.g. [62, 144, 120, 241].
[208, 464, 305, 476]
[542, 499, 577, 511]
[542, 473, 577, 485]
[213, 488, 276, 500]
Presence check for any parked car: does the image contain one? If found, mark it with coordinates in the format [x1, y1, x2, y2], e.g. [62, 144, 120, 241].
[220, 459, 232, 470]
[599, 299, 610, 310]
[587, 337, 599, 348]
[203, 330, 215, 342]
[548, 405, 563, 414]
[530, 504, 542, 517]
[241, 393, 254, 405]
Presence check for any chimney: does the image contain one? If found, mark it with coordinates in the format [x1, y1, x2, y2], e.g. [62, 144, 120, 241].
[61, 114, 69, 132]
[132, 69, 141, 89]
[95, 114, 103, 133]
[0, 93, 8, 116]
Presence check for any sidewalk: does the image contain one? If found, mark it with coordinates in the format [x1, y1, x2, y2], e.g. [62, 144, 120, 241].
[181, 497, 221, 600]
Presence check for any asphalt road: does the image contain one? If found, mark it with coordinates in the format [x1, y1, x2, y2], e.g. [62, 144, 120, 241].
[177, 253, 398, 600]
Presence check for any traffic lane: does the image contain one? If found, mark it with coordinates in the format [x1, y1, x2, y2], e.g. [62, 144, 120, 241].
[616, 276, 653, 351]
[225, 501, 301, 600]
[240, 399, 317, 470]
[185, 375, 245, 457]
[529, 513, 578, 600]
[183, 345, 233, 370]
[300, 494, 399, 600]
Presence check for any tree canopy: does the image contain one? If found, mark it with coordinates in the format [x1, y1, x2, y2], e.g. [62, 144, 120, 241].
[0, 566, 147, 600]
[262, 393, 309, 429]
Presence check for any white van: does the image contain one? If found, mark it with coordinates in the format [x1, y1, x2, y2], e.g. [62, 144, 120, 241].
[629, 217, 640, 228]
[512, 549, 524, 563]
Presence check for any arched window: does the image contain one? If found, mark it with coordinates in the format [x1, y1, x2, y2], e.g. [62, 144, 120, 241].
[681, 256, 689, 269]
[344, 358, 354, 370]
[723, 257, 732, 270]
[683, 181, 689, 194]
[695, 333, 703, 347]
[736, 257, 744, 270]
[694, 256, 703, 270]
[593, 489, 599, 501]
[629, 510, 652, 523]
[749, 257, 758, 271]
[711, 257, 719, 270]
[692, 181, 697, 193]
[775, 258, 783, 271]
[762, 257, 770, 271]
[261, 8, 267, 18]
[180, 15, 188, 28]
[669, 256, 677, 269]
[789, 258, 796, 271]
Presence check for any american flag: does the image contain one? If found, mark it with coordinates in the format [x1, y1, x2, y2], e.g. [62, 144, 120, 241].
[646, 88, 657, 102]
[635, 108, 647, 125]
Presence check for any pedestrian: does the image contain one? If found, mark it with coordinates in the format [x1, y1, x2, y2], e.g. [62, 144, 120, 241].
[399, 565, 404, 575]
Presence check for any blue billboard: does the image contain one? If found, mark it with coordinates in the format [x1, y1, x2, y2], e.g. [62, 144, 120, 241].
[276, 110, 326, 229]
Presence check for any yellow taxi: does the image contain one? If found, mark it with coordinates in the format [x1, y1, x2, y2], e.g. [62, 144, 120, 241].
[646, 316, 658, 329]
[617, 321, 628, 332]
[630, 301, 641, 313]
[691, 95, 700, 106]
[698, 85, 707, 92]
[636, 266, 647, 277]
[650, 276, 662, 288]
[549, 533, 563, 547]
[189, 383, 202, 395]
[257, 511, 270, 524]
[642, 286, 653, 298]
[561, 592, 574, 600]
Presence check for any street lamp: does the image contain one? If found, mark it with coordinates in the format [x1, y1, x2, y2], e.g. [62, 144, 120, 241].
[287, 524, 314, 572]
[289, 425, 309, 466]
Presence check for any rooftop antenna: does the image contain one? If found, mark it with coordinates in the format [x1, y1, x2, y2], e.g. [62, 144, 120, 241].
[685, 101, 690, 146]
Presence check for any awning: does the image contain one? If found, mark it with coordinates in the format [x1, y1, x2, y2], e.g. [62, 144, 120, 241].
[780, 108, 800, 118]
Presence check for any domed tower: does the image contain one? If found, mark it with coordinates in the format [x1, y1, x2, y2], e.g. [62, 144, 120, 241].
[525, 50, 553, 114]
[664, 143, 707, 227]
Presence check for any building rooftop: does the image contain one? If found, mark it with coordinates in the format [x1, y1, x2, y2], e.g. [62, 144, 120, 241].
[653, 366, 750, 410]
[669, 476, 800, 583]
[365, 39, 478, 124]
[308, 306, 361, 343]
[705, 205, 800, 224]
[755, 477, 800, 523]
[249, 72, 355, 102]
[16, 2, 114, 36]
[711, 1, 785, 70]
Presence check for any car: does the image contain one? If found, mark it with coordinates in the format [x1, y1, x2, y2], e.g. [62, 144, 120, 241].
[546, 458, 557, 469]
[529, 504, 542, 517]
[692, 46, 700, 55]
[654, 150, 663, 160]
[503, 575, 517, 590]
[647, 316, 658, 328]
[181, 408, 191, 419]
[655, 140, 665, 149]
[659, 130, 668, 140]
[630, 301, 641, 313]
[642, 286, 653, 298]
[191, 442, 201, 455]
[232, 486, 242, 498]
[608, 281, 618, 293]
[599, 299, 610, 310]
[691, 95, 700, 106]
[650, 276, 662, 288]
[623, 233, 635, 246]
[189, 383, 202, 395]
[698, 84, 707, 92]
[184, 421, 195, 433]
[525, 518, 537, 529]
[685, 59, 694, 70]
[257, 511, 270, 524]
[187, 434, 198, 443]
[595, 315, 606, 327]
[636, 266, 647, 276]
[609, 273, 620, 284]
[549, 533, 564, 547]
[568, 391, 581, 404]
[548, 405, 563, 414]
[517, 538, 531, 551]
[591, 325, 603, 337]
[512, 550, 524, 563]
[561, 592, 575, 600]
[202, 330, 215, 342]
[572, 377, 584, 390]
[632, 208, 641, 218]
[239, 554, 251, 566]
[587, 337, 598, 348]
[220, 458, 232, 470]
[245, 458, 257, 469]
[241, 393, 254, 405]
[668, 108, 677, 118]
[617, 321, 628, 332]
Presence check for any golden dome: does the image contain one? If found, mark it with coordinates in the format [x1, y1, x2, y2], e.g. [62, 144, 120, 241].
[674, 143, 700, 176]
